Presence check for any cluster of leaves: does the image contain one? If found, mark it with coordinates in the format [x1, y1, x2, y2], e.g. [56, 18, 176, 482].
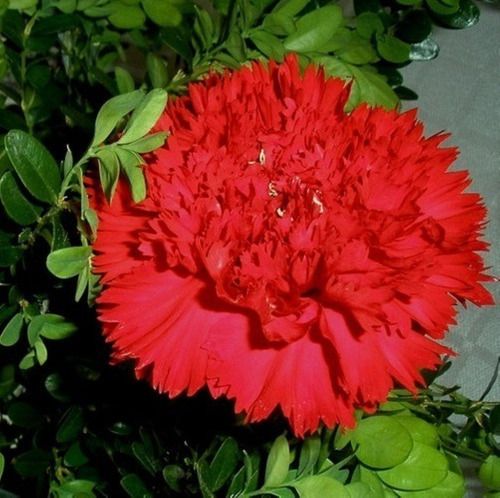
[0, 0, 496, 496]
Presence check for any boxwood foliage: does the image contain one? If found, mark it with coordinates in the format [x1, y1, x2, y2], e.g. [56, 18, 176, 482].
[0, 1, 497, 497]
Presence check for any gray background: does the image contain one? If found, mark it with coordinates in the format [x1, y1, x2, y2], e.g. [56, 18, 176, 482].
[400, 5, 499, 496]
[401, 3, 499, 404]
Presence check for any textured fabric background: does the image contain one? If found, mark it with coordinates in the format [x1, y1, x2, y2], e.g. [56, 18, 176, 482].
[400, 6, 499, 496]
[401, 3, 499, 403]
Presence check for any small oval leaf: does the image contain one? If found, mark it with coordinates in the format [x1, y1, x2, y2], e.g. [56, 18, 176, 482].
[46, 246, 92, 279]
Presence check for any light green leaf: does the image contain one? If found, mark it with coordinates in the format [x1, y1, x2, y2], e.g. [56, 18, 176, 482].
[350, 66, 399, 109]
[394, 415, 439, 447]
[147, 54, 169, 89]
[262, 12, 295, 36]
[352, 415, 413, 469]
[125, 132, 167, 154]
[265, 435, 290, 487]
[345, 482, 378, 497]
[5, 130, 61, 203]
[250, 30, 285, 61]
[115, 147, 146, 202]
[378, 442, 448, 491]
[397, 471, 465, 497]
[294, 475, 350, 498]
[142, 0, 182, 27]
[480, 455, 500, 490]
[298, 436, 321, 476]
[204, 437, 240, 492]
[30, 313, 78, 340]
[91, 90, 145, 147]
[96, 147, 120, 201]
[8, 0, 37, 8]
[108, 3, 145, 29]
[119, 89, 168, 144]
[115, 67, 135, 94]
[376, 34, 411, 63]
[0, 172, 42, 225]
[0, 452, 4, 481]
[46, 246, 92, 279]
[0, 312, 23, 347]
[272, 0, 309, 16]
[284, 5, 343, 53]
[34, 338, 48, 365]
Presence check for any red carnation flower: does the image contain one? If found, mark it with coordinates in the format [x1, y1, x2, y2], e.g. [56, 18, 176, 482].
[91, 56, 493, 436]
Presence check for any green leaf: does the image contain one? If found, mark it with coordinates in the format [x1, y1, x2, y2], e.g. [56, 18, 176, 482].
[397, 471, 465, 497]
[91, 90, 145, 147]
[378, 442, 448, 491]
[264, 435, 290, 487]
[56, 406, 84, 443]
[8, 401, 43, 428]
[356, 12, 384, 39]
[338, 36, 379, 65]
[294, 475, 350, 498]
[119, 89, 168, 144]
[46, 246, 92, 279]
[0, 171, 42, 225]
[8, 0, 37, 8]
[34, 338, 48, 364]
[345, 482, 378, 497]
[19, 351, 36, 369]
[30, 313, 78, 340]
[0, 312, 23, 346]
[5, 130, 61, 203]
[205, 437, 240, 492]
[121, 473, 153, 498]
[142, 0, 182, 27]
[13, 449, 51, 477]
[395, 86, 418, 100]
[394, 415, 439, 447]
[480, 455, 500, 490]
[115, 147, 146, 202]
[250, 30, 285, 61]
[350, 66, 399, 110]
[432, 0, 479, 28]
[96, 147, 120, 201]
[108, 3, 145, 29]
[125, 132, 167, 153]
[284, 5, 343, 53]
[298, 436, 321, 476]
[262, 12, 295, 36]
[0, 364, 16, 398]
[395, 10, 432, 44]
[115, 67, 135, 94]
[376, 34, 411, 63]
[163, 465, 184, 492]
[53, 480, 95, 496]
[146, 54, 169, 89]
[352, 415, 413, 469]
[273, 0, 309, 16]
[0, 452, 4, 481]
[425, 0, 460, 15]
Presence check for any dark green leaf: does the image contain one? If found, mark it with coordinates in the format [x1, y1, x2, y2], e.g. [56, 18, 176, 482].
[0, 312, 23, 346]
[132, 442, 157, 475]
[32, 14, 80, 35]
[0, 171, 42, 226]
[56, 406, 84, 443]
[46, 246, 92, 279]
[13, 449, 51, 477]
[284, 5, 343, 53]
[120, 89, 168, 144]
[121, 473, 153, 498]
[354, 0, 381, 14]
[8, 401, 43, 428]
[163, 465, 184, 492]
[0, 364, 16, 398]
[356, 12, 384, 40]
[91, 90, 145, 147]
[489, 405, 500, 435]
[45, 372, 71, 402]
[395, 86, 418, 100]
[264, 435, 290, 487]
[396, 10, 432, 44]
[205, 437, 239, 492]
[425, 0, 460, 15]
[5, 130, 61, 203]
[432, 0, 479, 28]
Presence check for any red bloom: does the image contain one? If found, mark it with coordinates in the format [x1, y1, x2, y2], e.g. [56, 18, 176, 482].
[92, 56, 493, 436]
